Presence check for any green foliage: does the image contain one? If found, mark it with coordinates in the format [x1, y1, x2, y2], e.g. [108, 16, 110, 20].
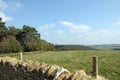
[55, 45, 95, 51]
[25, 39, 54, 51]
[17, 25, 53, 51]
[0, 18, 54, 53]
[0, 21, 7, 41]
[20, 25, 41, 51]
[22, 25, 40, 39]
[0, 36, 23, 53]
[90, 44, 120, 50]
[25, 40, 41, 51]
[8, 26, 20, 36]
[40, 40, 54, 51]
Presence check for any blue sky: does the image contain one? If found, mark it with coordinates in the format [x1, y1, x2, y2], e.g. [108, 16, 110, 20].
[0, 0, 120, 45]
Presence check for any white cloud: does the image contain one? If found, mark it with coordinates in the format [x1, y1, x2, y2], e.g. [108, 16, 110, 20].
[60, 21, 91, 33]
[82, 28, 120, 44]
[0, 12, 13, 22]
[13, 2, 22, 8]
[57, 30, 63, 35]
[8, 1, 22, 11]
[0, 0, 22, 22]
[0, 0, 22, 11]
[98, 29, 120, 36]
[0, 0, 8, 11]
[39, 23, 55, 31]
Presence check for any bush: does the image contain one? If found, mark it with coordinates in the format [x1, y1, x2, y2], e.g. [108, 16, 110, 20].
[0, 36, 23, 53]
[23, 39, 54, 52]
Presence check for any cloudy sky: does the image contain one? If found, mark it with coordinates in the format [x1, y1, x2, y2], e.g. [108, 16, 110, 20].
[0, 0, 120, 45]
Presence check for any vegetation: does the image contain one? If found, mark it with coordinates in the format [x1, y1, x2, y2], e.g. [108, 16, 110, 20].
[90, 44, 120, 50]
[1, 50, 120, 80]
[0, 18, 54, 53]
[55, 45, 95, 50]
[0, 36, 23, 53]
[0, 18, 119, 80]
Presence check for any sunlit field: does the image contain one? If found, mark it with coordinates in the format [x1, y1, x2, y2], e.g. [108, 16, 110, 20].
[0, 50, 120, 80]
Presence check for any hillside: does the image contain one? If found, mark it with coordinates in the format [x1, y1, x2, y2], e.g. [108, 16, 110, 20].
[55, 45, 95, 50]
[54, 44, 120, 50]
[89, 44, 120, 50]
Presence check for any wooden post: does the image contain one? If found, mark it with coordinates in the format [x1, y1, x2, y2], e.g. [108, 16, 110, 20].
[20, 52, 23, 60]
[93, 56, 98, 78]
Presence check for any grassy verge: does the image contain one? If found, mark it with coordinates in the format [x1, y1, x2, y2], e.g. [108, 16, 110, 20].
[0, 50, 120, 80]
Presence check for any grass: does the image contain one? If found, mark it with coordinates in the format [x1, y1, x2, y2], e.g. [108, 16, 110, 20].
[0, 50, 120, 80]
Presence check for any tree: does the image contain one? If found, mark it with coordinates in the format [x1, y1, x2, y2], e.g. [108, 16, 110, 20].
[40, 40, 54, 51]
[16, 25, 41, 51]
[8, 26, 20, 36]
[0, 18, 8, 41]
[0, 18, 54, 53]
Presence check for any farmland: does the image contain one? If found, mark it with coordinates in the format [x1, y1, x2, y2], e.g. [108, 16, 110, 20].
[0, 50, 120, 80]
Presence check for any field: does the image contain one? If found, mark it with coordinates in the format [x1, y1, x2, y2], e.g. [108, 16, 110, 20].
[0, 50, 120, 80]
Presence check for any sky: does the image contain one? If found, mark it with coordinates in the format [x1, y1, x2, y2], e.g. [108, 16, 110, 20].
[0, 0, 120, 45]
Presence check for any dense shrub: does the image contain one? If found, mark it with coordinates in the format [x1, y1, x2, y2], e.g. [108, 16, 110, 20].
[25, 40, 54, 51]
[25, 41, 40, 51]
[0, 36, 23, 53]
[40, 40, 54, 51]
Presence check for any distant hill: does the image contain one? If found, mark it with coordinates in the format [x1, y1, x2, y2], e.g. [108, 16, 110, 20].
[55, 45, 95, 50]
[89, 44, 120, 50]
[55, 44, 120, 51]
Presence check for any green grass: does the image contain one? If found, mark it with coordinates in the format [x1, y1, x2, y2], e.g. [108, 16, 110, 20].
[0, 50, 120, 80]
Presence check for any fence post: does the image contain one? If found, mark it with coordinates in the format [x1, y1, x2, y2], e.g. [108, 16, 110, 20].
[20, 52, 23, 60]
[92, 56, 98, 78]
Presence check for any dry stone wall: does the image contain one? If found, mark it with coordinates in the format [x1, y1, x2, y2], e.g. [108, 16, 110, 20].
[0, 57, 107, 80]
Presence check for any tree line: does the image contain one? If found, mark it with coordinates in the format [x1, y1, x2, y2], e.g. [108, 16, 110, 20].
[55, 45, 95, 51]
[0, 18, 54, 53]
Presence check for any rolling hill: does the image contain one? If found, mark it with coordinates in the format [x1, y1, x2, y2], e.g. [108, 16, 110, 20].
[55, 45, 95, 50]
[89, 44, 120, 50]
